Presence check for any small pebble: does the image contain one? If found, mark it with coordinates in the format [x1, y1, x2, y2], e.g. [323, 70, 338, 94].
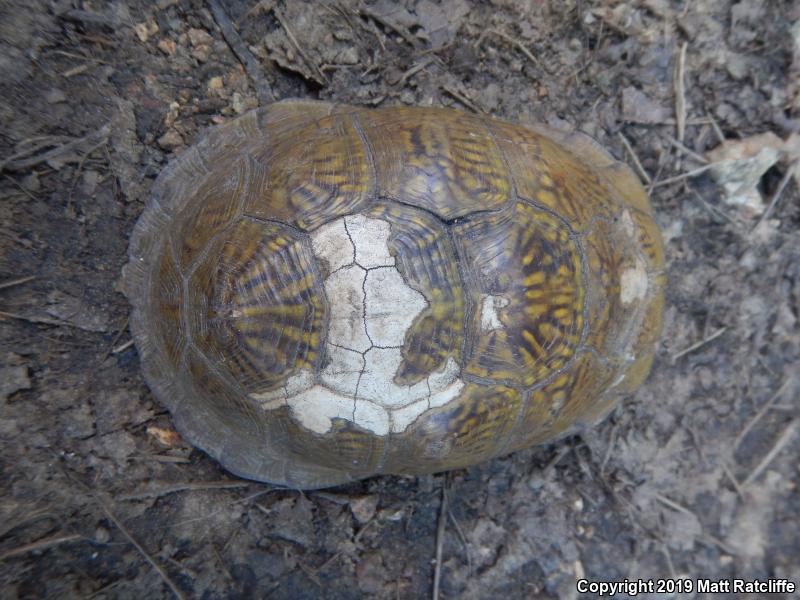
[94, 526, 111, 544]
[134, 20, 159, 43]
[157, 130, 184, 151]
[192, 45, 210, 63]
[45, 88, 67, 103]
[157, 38, 177, 55]
[188, 28, 213, 47]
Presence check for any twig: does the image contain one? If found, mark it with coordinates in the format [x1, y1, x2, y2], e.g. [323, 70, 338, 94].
[432, 478, 448, 600]
[0, 275, 35, 291]
[662, 134, 708, 164]
[733, 378, 795, 451]
[398, 57, 434, 86]
[753, 162, 797, 231]
[273, 7, 329, 85]
[674, 42, 688, 143]
[359, 5, 418, 47]
[312, 518, 376, 575]
[671, 326, 727, 361]
[480, 28, 541, 68]
[707, 112, 726, 143]
[112, 339, 135, 354]
[0, 534, 83, 562]
[721, 462, 744, 497]
[101, 316, 129, 362]
[99, 501, 186, 600]
[64, 64, 91, 78]
[118, 480, 250, 501]
[646, 159, 666, 196]
[654, 493, 695, 517]
[441, 85, 480, 113]
[700, 533, 738, 556]
[298, 560, 323, 588]
[600, 420, 620, 475]
[0, 310, 75, 328]
[689, 189, 741, 226]
[742, 419, 798, 488]
[61, 9, 122, 28]
[651, 163, 715, 188]
[51, 50, 109, 65]
[0, 508, 58, 540]
[617, 133, 651, 184]
[4, 173, 40, 201]
[446, 506, 472, 576]
[68, 138, 108, 206]
[207, 0, 274, 104]
[146, 454, 191, 464]
[0, 124, 110, 173]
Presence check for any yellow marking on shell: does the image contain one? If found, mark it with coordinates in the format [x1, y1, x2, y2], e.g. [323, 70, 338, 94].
[523, 302, 549, 319]
[553, 307, 571, 320]
[523, 271, 547, 286]
[240, 304, 307, 319]
[551, 294, 575, 306]
[522, 329, 546, 357]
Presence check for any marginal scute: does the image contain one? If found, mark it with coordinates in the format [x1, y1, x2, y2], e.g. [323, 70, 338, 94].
[506, 351, 615, 452]
[174, 156, 257, 270]
[583, 218, 638, 356]
[358, 107, 511, 219]
[628, 208, 665, 270]
[185, 346, 262, 433]
[384, 383, 522, 473]
[453, 202, 584, 386]
[150, 245, 185, 368]
[187, 218, 325, 393]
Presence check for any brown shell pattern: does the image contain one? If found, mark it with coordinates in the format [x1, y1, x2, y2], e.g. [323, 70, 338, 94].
[125, 100, 665, 489]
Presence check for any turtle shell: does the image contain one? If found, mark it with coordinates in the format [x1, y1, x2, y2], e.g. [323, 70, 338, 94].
[125, 100, 665, 489]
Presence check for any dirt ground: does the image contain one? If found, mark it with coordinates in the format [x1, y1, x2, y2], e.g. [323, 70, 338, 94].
[1, 0, 799, 598]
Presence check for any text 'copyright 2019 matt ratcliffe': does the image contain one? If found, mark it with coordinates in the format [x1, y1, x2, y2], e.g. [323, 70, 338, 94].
[576, 577, 796, 596]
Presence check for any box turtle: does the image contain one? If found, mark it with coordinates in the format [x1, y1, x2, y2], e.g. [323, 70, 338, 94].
[124, 100, 664, 489]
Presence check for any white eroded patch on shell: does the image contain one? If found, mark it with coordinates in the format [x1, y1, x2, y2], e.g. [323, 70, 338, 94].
[358, 347, 428, 407]
[620, 209, 636, 238]
[311, 218, 353, 274]
[428, 358, 462, 405]
[620, 257, 649, 304]
[391, 358, 465, 432]
[254, 215, 465, 436]
[479, 294, 510, 331]
[320, 347, 363, 396]
[365, 267, 427, 346]
[289, 386, 355, 434]
[345, 214, 395, 268]
[324, 265, 371, 352]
